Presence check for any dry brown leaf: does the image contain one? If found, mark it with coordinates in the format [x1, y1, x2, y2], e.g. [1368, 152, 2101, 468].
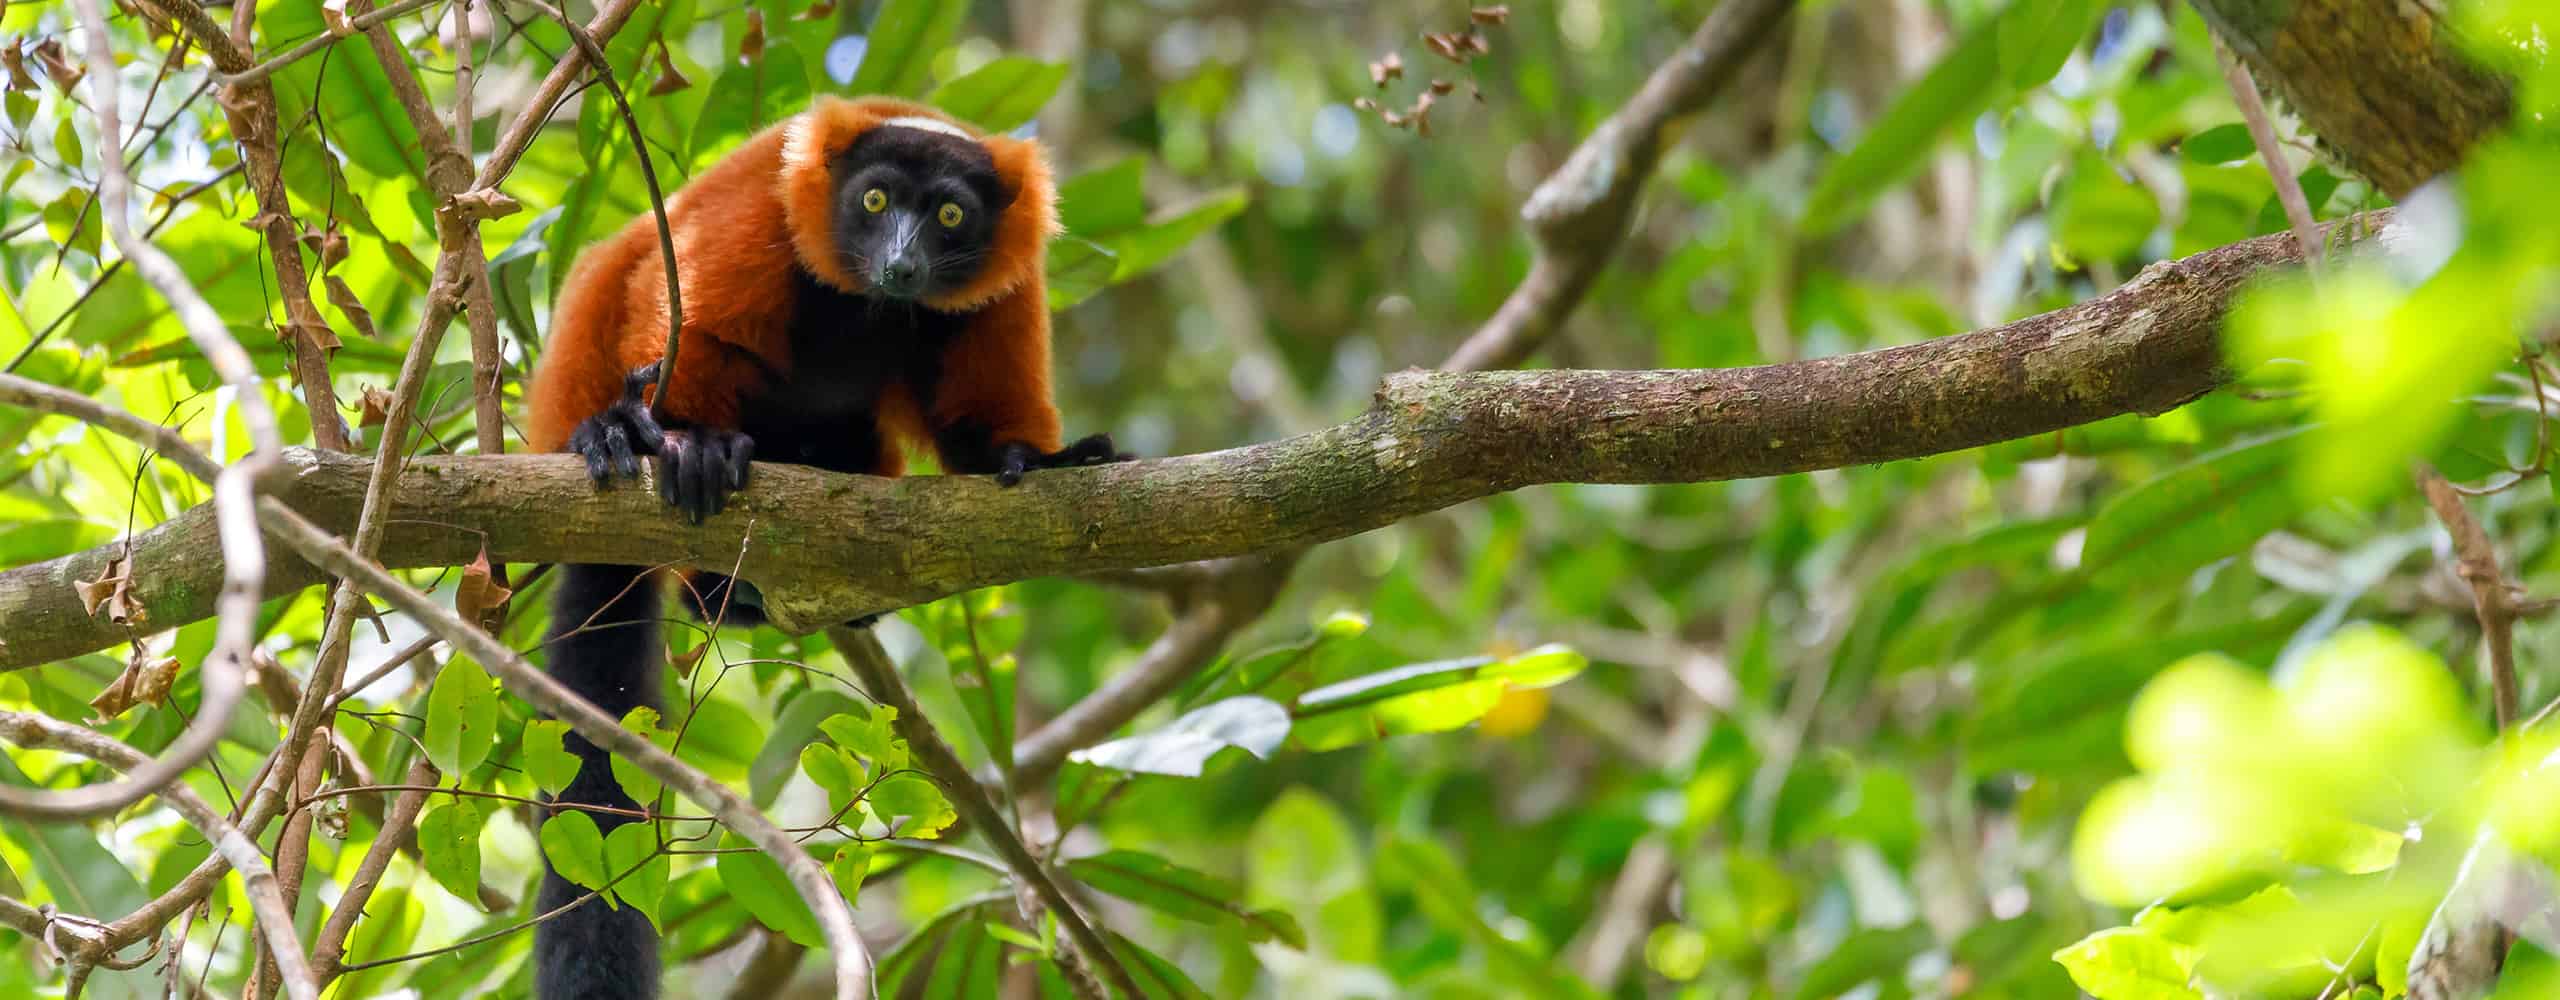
[1422, 31, 1468, 63]
[75, 555, 140, 626]
[30, 38, 82, 92]
[455, 547, 514, 629]
[0, 44, 37, 92]
[799, 0, 837, 21]
[321, 0, 356, 36]
[649, 45, 691, 95]
[324, 274, 379, 339]
[1370, 51, 1403, 88]
[358, 385, 394, 428]
[669, 642, 710, 677]
[301, 227, 351, 270]
[740, 10, 766, 62]
[1470, 5, 1510, 26]
[91, 651, 181, 719]
[1429, 79, 1455, 96]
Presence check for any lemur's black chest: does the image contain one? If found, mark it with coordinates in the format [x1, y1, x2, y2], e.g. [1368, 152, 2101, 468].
[733, 268, 971, 473]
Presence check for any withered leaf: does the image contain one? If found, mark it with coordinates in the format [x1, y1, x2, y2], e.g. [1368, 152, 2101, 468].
[669, 642, 710, 677]
[0, 44, 36, 92]
[648, 46, 691, 95]
[324, 274, 380, 339]
[29, 39, 81, 93]
[358, 385, 394, 428]
[91, 652, 181, 719]
[740, 10, 766, 62]
[321, 0, 356, 36]
[1429, 79, 1454, 96]
[1422, 31, 1469, 63]
[1470, 5, 1510, 26]
[799, 0, 837, 21]
[455, 547, 514, 629]
[75, 555, 139, 626]
[1370, 51, 1403, 88]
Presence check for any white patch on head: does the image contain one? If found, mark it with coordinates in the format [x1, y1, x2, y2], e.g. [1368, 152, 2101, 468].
[781, 115, 818, 174]
[881, 115, 973, 140]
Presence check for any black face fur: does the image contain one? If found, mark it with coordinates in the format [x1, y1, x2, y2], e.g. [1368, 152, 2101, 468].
[829, 124, 1011, 302]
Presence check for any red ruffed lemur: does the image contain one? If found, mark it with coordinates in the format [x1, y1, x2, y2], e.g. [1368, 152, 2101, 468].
[521, 96, 1126, 1000]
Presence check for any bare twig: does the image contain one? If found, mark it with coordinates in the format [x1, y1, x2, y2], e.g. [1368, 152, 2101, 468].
[308, 761, 438, 984]
[832, 627, 1137, 999]
[0, 0, 270, 824]
[499, 0, 687, 417]
[2417, 465, 2522, 728]
[213, 0, 446, 87]
[0, 711, 319, 1000]
[2218, 41, 2323, 272]
[253, 500, 877, 1000]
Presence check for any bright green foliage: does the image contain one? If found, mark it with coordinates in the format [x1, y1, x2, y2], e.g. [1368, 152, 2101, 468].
[12, 1, 2560, 998]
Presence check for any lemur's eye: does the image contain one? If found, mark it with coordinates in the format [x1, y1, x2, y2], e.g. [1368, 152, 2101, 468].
[937, 202, 965, 228]
[861, 188, 888, 213]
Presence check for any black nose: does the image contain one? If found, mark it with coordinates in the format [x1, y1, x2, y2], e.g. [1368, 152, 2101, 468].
[878, 258, 923, 295]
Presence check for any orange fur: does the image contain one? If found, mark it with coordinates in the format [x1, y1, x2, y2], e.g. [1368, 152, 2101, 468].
[525, 95, 1062, 478]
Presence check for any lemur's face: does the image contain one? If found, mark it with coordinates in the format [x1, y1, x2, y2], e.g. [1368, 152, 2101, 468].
[831, 120, 1011, 302]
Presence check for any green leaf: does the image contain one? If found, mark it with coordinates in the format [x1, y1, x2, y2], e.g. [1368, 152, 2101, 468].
[1997, 0, 2100, 89]
[752, 691, 860, 806]
[1065, 849, 1306, 948]
[2179, 124, 2258, 165]
[424, 657, 499, 779]
[1793, 923, 1934, 1000]
[718, 841, 825, 948]
[921, 591, 1018, 775]
[1248, 788, 1381, 962]
[868, 774, 956, 838]
[2052, 927, 2204, 1000]
[2080, 428, 2308, 587]
[926, 57, 1069, 132]
[0, 757, 148, 923]
[2052, 154, 2162, 263]
[603, 822, 670, 925]
[53, 117, 80, 170]
[847, 0, 970, 97]
[1110, 931, 1214, 1000]
[801, 743, 858, 813]
[335, 887, 425, 1000]
[877, 896, 1005, 996]
[521, 719, 582, 795]
[822, 704, 908, 773]
[1045, 236, 1120, 311]
[1804, 12, 2005, 236]
[1069, 696, 1292, 777]
[487, 207, 558, 347]
[610, 705, 673, 806]
[417, 798, 487, 905]
[1380, 836, 1598, 1000]
[828, 841, 875, 907]
[1057, 158, 1148, 238]
[1290, 645, 1588, 751]
[692, 42, 815, 165]
[1107, 188, 1249, 281]
[43, 190, 98, 262]
[540, 811, 610, 892]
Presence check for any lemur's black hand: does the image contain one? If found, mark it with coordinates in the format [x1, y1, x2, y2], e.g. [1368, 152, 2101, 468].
[567, 364, 666, 485]
[993, 433, 1136, 487]
[654, 427, 754, 524]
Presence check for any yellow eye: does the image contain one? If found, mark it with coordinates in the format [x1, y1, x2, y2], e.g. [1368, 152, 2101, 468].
[861, 188, 887, 213]
[937, 202, 964, 227]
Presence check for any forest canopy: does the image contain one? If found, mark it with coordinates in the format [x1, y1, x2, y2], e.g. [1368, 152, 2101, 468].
[1, 1, 2558, 998]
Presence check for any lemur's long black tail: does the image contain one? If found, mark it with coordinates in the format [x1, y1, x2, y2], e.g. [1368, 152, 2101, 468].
[534, 562, 664, 1000]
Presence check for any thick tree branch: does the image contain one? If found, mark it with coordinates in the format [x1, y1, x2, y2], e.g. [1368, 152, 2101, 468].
[2189, 0, 2511, 197]
[0, 213, 2384, 670]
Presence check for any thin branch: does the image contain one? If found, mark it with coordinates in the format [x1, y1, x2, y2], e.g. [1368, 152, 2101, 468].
[307, 761, 438, 984]
[472, 0, 646, 189]
[831, 627, 1138, 1000]
[0, 0, 270, 824]
[1444, 0, 1798, 371]
[213, 0, 446, 87]
[500, 0, 686, 417]
[251, 499, 877, 1000]
[2218, 41, 2322, 272]
[2416, 465, 2522, 728]
[0, 711, 320, 1000]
